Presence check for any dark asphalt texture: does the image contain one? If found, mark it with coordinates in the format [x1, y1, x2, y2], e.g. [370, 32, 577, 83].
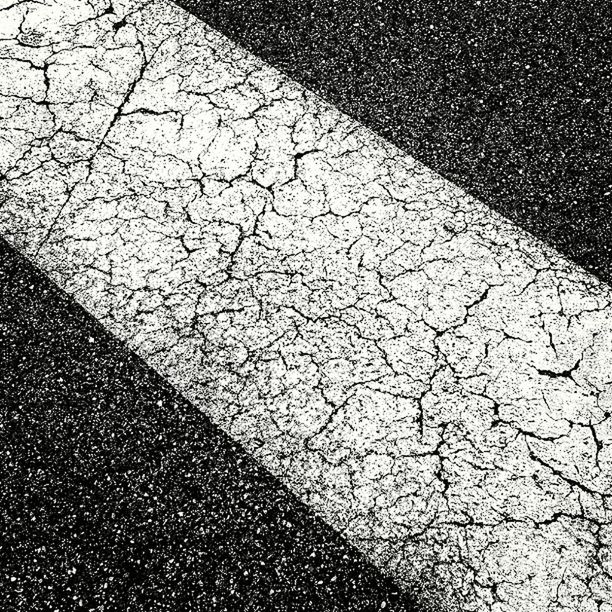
[177, 0, 612, 281]
[0, 239, 419, 612]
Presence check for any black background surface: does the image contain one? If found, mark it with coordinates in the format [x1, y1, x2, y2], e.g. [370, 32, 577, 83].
[178, 0, 612, 281]
[0, 239, 419, 612]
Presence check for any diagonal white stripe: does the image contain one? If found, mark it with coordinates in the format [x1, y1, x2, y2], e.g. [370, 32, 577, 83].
[1, 1, 610, 610]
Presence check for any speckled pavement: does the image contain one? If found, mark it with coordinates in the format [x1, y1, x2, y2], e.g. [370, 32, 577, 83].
[0, 1, 611, 611]
[0, 239, 413, 612]
[177, 0, 612, 283]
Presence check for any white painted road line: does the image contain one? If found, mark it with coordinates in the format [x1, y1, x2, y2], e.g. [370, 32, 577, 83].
[1, 1, 611, 610]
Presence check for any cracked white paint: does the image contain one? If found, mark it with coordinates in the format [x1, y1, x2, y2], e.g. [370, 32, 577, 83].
[1, 0, 612, 610]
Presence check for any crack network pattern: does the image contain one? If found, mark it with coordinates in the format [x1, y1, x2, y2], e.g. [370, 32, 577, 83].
[1, 0, 611, 610]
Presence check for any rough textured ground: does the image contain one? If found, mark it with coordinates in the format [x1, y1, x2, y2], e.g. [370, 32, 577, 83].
[177, 0, 612, 282]
[0, 0, 611, 611]
[0, 239, 415, 612]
